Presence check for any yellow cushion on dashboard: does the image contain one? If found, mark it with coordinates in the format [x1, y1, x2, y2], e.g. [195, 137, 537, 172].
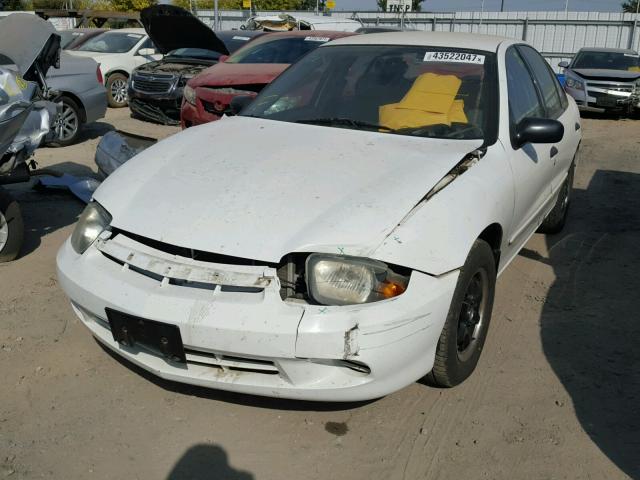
[379, 73, 468, 130]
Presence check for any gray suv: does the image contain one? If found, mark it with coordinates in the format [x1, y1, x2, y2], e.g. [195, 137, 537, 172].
[560, 47, 640, 115]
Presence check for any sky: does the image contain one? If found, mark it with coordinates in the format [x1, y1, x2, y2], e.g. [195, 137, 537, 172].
[334, 0, 627, 12]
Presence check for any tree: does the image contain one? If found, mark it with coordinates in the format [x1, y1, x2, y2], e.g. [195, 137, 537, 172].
[108, 0, 155, 11]
[622, 0, 640, 12]
[377, 0, 424, 12]
[0, 0, 24, 10]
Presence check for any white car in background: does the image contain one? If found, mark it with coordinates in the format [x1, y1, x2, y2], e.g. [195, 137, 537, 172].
[68, 28, 161, 107]
[57, 32, 581, 402]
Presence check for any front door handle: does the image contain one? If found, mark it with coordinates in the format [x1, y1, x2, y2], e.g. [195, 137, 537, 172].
[550, 146, 559, 158]
[575, 122, 581, 131]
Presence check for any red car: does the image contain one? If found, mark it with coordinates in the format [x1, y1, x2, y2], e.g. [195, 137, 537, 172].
[180, 30, 356, 128]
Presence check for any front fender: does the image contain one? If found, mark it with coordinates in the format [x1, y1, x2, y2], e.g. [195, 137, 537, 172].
[371, 144, 514, 275]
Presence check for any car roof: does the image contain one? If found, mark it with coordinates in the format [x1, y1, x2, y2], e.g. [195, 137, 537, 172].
[325, 31, 513, 52]
[293, 15, 361, 24]
[577, 47, 638, 54]
[242, 30, 356, 44]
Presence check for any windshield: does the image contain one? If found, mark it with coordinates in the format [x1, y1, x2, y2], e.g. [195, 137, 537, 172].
[166, 48, 222, 61]
[226, 36, 331, 64]
[572, 51, 640, 71]
[77, 32, 143, 53]
[242, 45, 498, 141]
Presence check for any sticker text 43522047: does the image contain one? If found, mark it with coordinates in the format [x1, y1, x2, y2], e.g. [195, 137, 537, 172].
[423, 51, 486, 64]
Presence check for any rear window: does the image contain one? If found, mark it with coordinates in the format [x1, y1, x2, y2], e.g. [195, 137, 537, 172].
[226, 37, 331, 65]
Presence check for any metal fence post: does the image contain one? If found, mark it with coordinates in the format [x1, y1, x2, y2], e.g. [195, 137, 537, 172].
[522, 17, 529, 41]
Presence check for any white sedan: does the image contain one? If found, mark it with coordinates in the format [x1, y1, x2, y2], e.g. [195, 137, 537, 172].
[69, 28, 161, 108]
[57, 32, 581, 401]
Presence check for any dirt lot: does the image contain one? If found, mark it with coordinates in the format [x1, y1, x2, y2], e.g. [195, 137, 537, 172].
[0, 109, 638, 480]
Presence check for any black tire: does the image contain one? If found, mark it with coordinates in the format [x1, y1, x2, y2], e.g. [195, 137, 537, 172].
[106, 72, 128, 108]
[538, 162, 575, 234]
[0, 188, 24, 263]
[428, 239, 497, 387]
[48, 96, 83, 147]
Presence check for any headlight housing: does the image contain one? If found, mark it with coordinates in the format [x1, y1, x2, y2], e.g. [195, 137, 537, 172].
[70, 202, 112, 254]
[183, 84, 197, 105]
[305, 254, 409, 306]
[565, 76, 584, 90]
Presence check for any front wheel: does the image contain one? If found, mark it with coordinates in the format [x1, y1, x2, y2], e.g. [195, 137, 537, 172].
[0, 188, 24, 263]
[106, 73, 128, 108]
[428, 239, 497, 387]
[538, 162, 575, 234]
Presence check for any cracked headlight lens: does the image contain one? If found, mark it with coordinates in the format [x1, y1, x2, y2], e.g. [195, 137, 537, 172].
[306, 254, 409, 306]
[71, 202, 111, 254]
[183, 84, 197, 105]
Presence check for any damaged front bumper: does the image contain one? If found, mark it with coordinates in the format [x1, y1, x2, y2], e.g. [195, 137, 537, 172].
[56, 231, 458, 401]
[127, 82, 183, 125]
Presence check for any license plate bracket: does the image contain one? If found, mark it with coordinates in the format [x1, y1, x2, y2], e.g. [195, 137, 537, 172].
[105, 308, 186, 363]
[596, 96, 618, 107]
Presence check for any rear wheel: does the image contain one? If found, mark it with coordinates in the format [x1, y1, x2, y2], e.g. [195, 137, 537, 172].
[106, 73, 128, 108]
[49, 96, 83, 147]
[0, 188, 24, 263]
[428, 239, 496, 387]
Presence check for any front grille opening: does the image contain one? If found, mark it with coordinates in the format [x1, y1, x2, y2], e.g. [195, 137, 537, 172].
[184, 348, 279, 375]
[110, 229, 278, 267]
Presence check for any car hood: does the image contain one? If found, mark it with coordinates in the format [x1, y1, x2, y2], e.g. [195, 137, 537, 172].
[0, 13, 60, 77]
[571, 68, 640, 81]
[94, 116, 482, 263]
[189, 63, 288, 87]
[140, 5, 228, 56]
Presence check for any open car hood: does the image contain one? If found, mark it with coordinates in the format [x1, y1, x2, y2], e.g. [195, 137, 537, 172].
[0, 13, 60, 78]
[140, 5, 228, 56]
[95, 116, 483, 263]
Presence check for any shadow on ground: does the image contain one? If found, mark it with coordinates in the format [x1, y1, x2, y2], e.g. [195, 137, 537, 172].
[540, 169, 640, 478]
[167, 444, 253, 480]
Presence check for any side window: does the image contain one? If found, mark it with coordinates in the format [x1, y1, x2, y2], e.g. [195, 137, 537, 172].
[138, 38, 156, 53]
[518, 45, 565, 118]
[505, 47, 544, 128]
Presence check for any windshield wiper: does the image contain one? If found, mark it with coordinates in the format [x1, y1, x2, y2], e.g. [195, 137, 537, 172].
[295, 117, 394, 132]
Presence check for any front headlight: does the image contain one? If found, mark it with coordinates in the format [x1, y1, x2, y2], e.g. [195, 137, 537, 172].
[565, 76, 584, 90]
[305, 254, 409, 306]
[70, 202, 112, 254]
[183, 84, 197, 105]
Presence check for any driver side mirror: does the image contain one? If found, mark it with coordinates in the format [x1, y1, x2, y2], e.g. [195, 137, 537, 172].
[137, 48, 156, 56]
[558, 61, 569, 69]
[514, 118, 564, 149]
[228, 95, 254, 116]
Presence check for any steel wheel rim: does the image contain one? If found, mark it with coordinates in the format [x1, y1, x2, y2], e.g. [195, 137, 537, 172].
[457, 268, 488, 361]
[111, 79, 127, 104]
[54, 102, 79, 142]
[0, 210, 8, 252]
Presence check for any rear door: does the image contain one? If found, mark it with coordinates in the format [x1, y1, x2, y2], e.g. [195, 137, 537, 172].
[504, 46, 555, 247]
[517, 45, 578, 196]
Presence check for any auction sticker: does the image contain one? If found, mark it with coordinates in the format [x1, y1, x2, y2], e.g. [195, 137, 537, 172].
[305, 36, 330, 42]
[233, 36, 251, 41]
[424, 51, 485, 64]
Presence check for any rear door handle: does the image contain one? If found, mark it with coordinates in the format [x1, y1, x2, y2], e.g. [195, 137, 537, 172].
[550, 146, 559, 158]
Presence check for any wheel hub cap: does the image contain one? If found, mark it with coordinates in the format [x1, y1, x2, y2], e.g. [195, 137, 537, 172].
[54, 103, 79, 141]
[111, 79, 127, 104]
[0, 211, 9, 251]
[457, 270, 487, 360]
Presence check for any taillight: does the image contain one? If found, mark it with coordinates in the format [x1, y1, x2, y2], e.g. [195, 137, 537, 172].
[96, 65, 103, 85]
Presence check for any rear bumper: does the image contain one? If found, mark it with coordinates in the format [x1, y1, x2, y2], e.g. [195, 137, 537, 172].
[80, 84, 108, 124]
[56, 234, 458, 401]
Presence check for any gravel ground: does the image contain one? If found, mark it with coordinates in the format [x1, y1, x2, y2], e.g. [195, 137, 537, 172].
[0, 108, 638, 480]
